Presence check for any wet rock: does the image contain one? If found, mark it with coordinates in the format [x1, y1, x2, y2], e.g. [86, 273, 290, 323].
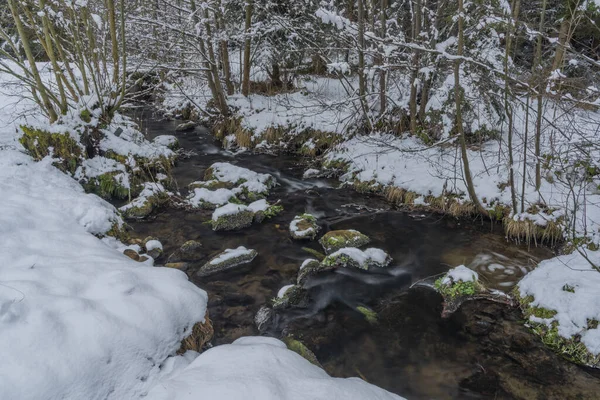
[164, 262, 190, 271]
[119, 183, 169, 220]
[138, 256, 150, 263]
[297, 259, 330, 286]
[175, 121, 196, 132]
[167, 240, 204, 263]
[273, 285, 310, 310]
[321, 247, 392, 270]
[255, 306, 273, 332]
[123, 249, 140, 261]
[289, 214, 320, 240]
[247, 199, 283, 223]
[319, 229, 371, 254]
[143, 237, 163, 259]
[211, 204, 255, 231]
[197, 246, 258, 277]
[204, 162, 277, 202]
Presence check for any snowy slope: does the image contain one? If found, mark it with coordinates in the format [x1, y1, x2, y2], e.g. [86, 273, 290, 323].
[146, 337, 406, 400]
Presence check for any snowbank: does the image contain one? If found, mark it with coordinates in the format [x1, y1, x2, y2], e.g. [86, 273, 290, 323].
[146, 337, 405, 400]
[518, 251, 600, 357]
[0, 150, 208, 399]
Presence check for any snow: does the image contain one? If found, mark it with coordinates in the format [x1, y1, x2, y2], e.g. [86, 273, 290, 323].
[300, 259, 318, 269]
[187, 187, 236, 208]
[146, 240, 163, 251]
[145, 337, 405, 400]
[247, 199, 270, 212]
[303, 168, 321, 179]
[153, 135, 178, 148]
[209, 246, 255, 266]
[329, 247, 391, 269]
[0, 150, 208, 400]
[212, 203, 249, 221]
[0, 66, 208, 399]
[289, 214, 317, 236]
[120, 182, 166, 212]
[518, 251, 600, 355]
[277, 284, 295, 298]
[442, 265, 479, 285]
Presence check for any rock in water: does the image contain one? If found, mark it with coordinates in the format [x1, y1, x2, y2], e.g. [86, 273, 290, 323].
[175, 121, 196, 132]
[319, 229, 371, 254]
[211, 203, 255, 231]
[289, 214, 320, 240]
[197, 246, 258, 277]
[254, 306, 273, 332]
[167, 240, 204, 263]
[321, 247, 392, 270]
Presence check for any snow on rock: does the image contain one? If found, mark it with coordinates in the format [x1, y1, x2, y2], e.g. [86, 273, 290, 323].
[518, 251, 600, 356]
[0, 150, 208, 400]
[289, 214, 320, 240]
[197, 246, 258, 277]
[212, 203, 249, 221]
[442, 265, 479, 285]
[277, 284, 295, 298]
[145, 336, 405, 400]
[207, 162, 275, 190]
[247, 198, 270, 212]
[300, 258, 319, 270]
[323, 247, 392, 270]
[187, 187, 237, 208]
[303, 168, 321, 179]
[145, 239, 163, 252]
[153, 135, 179, 149]
[119, 182, 168, 219]
[211, 203, 255, 231]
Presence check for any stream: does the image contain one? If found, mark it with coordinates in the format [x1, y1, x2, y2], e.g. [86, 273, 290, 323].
[124, 108, 600, 399]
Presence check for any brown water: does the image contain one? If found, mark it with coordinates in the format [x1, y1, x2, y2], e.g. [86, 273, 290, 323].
[124, 108, 600, 400]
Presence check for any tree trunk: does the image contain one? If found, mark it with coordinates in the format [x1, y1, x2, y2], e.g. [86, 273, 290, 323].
[7, 0, 58, 122]
[107, 0, 120, 86]
[357, 0, 371, 129]
[534, 0, 548, 191]
[409, 0, 422, 135]
[242, 0, 253, 97]
[379, 0, 387, 115]
[454, 0, 487, 216]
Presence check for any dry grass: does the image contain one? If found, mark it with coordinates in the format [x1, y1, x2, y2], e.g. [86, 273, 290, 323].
[448, 200, 476, 217]
[384, 186, 406, 204]
[503, 217, 563, 246]
[177, 311, 214, 354]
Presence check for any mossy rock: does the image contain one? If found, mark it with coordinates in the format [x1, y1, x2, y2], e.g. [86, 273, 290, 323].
[272, 285, 309, 310]
[168, 240, 204, 263]
[197, 247, 258, 277]
[321, 248, 391, 270]
[189, 180, 235, 191]
[80, 109, 92, 123]
[297, 259, 332, 286]
[290, 214, 320, 240]
[434, 270, 485, 299]
[175, 121, 196, 132]
[153, 134, 180, 150]
[120, 192, 169, 219]
[253, 204, 283, 223]
[211, 209, 255, 231]
[19, 126, 84, 174]
[283, 337, 322, 368]
[319, 229, 371, 254]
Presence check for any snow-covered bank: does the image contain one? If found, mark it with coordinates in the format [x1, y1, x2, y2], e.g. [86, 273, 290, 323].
[0, 149, 208, 399]
[146, 337, 405, 400]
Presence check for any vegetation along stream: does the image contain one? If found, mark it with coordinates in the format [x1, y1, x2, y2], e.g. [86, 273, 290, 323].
[122, 109, 600, 399]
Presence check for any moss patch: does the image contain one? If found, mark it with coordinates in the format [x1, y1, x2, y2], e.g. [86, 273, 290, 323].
[356, 306, 378, 325]
[282, 337, 322, 367]
[434, 277, 484, 299]
[19, 126, 83, 174]
[319, 230, 371, 254]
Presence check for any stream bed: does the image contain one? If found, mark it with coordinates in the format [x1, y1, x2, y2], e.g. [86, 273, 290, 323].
[124, 109, 600, 399]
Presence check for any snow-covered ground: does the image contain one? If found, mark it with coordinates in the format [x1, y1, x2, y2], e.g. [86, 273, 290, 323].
[146, 337, 405, 400]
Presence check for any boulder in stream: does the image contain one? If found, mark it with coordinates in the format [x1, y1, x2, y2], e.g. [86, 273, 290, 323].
[211, 203, 255, 231]
[321, 247, 392, 270]
[119, 182, 169, 219]
[289, 214, 320, 240]
[319, 229, 371, 254]
[273, 284, 310, 310]
[153, 135, 180, 150]
[175, 121, 196, 132]
[197, 246, 258, 277]
[247, 199, 283, 223]
[167, 240, 204, 263]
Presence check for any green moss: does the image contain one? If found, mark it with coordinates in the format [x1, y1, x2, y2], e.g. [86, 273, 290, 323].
[80, 109, 92, 123]
[562, 284, 575, 293]
[434, 277, 483, 298]
[588, 319, 599, 330]
[531, 322, 600, 367]
[283, 337, 321, 367]
[356, 306, 378, 325]
[319, 230, 370, 254]
[122, 192, 169, 219]
[19, 126, 83, 174]
[84, 172, 129, 200]
[264, 205, 283, 218]
[301, 247, 325, 260]
[103, 222, 130, 242]
[211, 210, 255, 231]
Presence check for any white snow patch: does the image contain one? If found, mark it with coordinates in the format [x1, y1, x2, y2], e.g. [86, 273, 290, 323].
[300, 259, 318, 269]
[277, 284, 295, 298]
[442, 265, 479, 285]
[187, 188, 236, 208]
[209, 246, 255, 266]
[212, 203, 249, 221]
[145, 336, 406, 400]
[146, 240, 163, 252]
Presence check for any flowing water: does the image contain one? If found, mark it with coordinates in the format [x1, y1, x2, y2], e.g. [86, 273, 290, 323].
[124, 108, 600, 399]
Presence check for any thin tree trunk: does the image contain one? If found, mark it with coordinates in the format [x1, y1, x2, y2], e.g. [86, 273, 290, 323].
[7, 0, 58, 122]
[203, 7, 229, 115]
[409, 0, 422, 135]
[534, 0, 547, 191]
[357, 0, 371, 129]
[107, 0, 120, 86]
[216, 0, 234, 95]
[455, 0, 487, 216]
[39, 0, 68, 114]
[379, 0, 387, 115]
[242, 0, 253, 97]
